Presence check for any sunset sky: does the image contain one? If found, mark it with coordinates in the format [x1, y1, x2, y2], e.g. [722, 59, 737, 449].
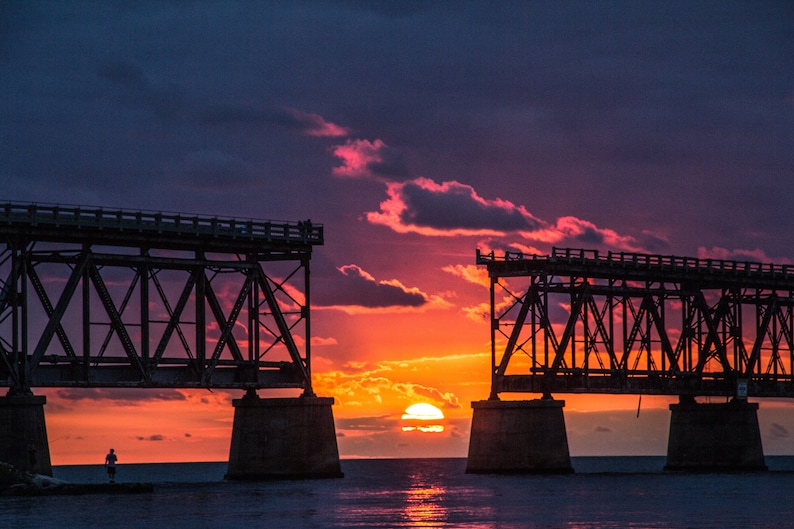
[2, 1, 794, 465]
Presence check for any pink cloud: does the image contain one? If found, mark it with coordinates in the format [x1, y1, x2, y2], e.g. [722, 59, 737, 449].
[311, 336, 339, 346]
[331, 138, 406, 179]
[364, 176, 657, 253]
[332, 139, 385, 178]
[285, 107, 350, 137]
[535, 216, 644, 251]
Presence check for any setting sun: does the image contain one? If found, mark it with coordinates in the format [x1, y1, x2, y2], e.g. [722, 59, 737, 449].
[401, 403, 445, 433]
[402, 403, 445, 421]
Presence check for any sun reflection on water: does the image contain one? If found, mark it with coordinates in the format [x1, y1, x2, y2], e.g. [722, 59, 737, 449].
[334, 459, 500, 528]
[402, 476, 448, 527]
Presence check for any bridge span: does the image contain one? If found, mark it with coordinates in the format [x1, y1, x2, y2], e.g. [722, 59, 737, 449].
[0, 202, 341, 479]
[468, 247, 794, 473]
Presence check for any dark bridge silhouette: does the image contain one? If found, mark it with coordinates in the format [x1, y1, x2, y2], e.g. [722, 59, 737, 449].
[0, 202, 322, 393]
[0, 202, 341, 479]
[479, 247, 794, 398]
[468, 247, 793, 474]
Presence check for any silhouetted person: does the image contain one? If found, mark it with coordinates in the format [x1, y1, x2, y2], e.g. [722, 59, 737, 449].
[104, 448, 117, 483]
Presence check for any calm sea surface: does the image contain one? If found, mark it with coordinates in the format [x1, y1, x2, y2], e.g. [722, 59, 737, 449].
[3, 457, 794, 528]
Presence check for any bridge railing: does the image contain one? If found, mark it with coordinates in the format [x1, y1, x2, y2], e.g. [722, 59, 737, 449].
[0, 202, 323, 245]
[477, 247, 794, 280]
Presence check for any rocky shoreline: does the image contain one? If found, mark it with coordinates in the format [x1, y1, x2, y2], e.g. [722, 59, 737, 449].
[1, 462, 153, 496]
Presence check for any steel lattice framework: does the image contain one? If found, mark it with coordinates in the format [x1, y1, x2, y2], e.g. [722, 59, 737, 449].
[0, 202, 322, 394]
[480, 248, 794, 399]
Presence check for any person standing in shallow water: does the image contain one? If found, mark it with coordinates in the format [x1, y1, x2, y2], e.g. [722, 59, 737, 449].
[104, 448, 117, 483]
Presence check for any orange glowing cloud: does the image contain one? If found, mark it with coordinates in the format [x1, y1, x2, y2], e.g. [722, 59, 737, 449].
[461, 301, 491, 323]
[312, 350, 488, 458]
[312, 354, 478, 411]
[442, 264, 489, 289]
[317, 372, 460, 409]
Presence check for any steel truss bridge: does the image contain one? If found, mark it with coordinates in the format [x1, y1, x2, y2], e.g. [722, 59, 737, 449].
[0, 202, 322, 395]
[479, 247, 794, 399]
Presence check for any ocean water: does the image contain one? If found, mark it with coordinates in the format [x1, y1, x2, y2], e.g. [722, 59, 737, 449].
[3, 457, 794, 528]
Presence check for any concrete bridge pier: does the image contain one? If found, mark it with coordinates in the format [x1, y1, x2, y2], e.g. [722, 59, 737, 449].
[466, 398, 573, 474]
[0, 393, 52, 476]
[225, 391, 343, 480]
[664, 397, 767, 471]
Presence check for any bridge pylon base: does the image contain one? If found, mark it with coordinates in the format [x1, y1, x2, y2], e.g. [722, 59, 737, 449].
[664, 398, 767, 472]
[225, 393, 343, 480]
[0, 394, 52, 476]
[466, 399, 573, 474]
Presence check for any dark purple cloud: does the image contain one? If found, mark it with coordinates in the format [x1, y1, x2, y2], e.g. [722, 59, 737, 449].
[136, 434, 166, 441]
[398, 179, 542, 232]
[336, 416, 396, 432]
[199, 104, 349, 137]
[315, 264, 427, 309]
[97, 58, 186, 122]
[56, 388, 187, 403]
[367, 178, 544, 236]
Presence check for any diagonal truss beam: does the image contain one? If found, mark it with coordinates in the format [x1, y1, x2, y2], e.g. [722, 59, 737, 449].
[583, 294, 619, 372]
[152, 269, 198, 364]
[87, 261, 148, 380]
[26, 261, 77, 361]
[201, 271, 250, 385]
[29, 252, 90, 375]
[257, 265, 312, 392]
